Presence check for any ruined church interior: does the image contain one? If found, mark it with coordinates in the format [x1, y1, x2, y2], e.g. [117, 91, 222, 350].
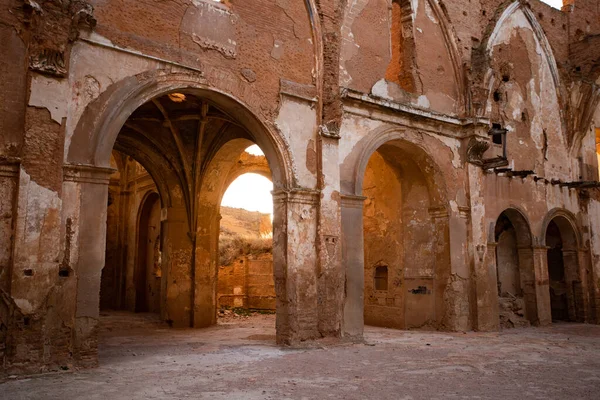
[1, 0, 600, 398]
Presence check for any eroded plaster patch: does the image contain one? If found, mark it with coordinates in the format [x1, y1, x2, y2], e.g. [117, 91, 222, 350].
[29, 74, 69, 124]
[275, 97, 317, 188]
[434, 135, 461, 168]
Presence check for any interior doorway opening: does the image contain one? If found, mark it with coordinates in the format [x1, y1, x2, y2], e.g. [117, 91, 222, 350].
[217, 166, 275, 320]
[135, 192, 161, 313]
[361, 140, 448, 330]
[545, 217, 583, 322]
[100, 152, 164, 316]
[493, 209, 536, 328]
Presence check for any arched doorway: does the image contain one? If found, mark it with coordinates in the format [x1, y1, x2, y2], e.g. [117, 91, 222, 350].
[218, 166, 275, 316]
[544, 214, 583, 322]
[359, 139, 449, 330]
[135, 192, 161, 313]
[493, 209, 536, 327]
[66, 74, 299, 358]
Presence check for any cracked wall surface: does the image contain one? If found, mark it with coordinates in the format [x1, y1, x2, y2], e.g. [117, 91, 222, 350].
[1, 0, 600, 375]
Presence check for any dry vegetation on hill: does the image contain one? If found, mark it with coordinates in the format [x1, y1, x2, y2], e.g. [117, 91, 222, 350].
[219, 206, 272, 266]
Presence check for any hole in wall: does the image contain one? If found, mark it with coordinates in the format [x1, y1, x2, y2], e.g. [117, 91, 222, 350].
[24, 269, 33, 276]
[374, 265, 389, 291]
[492, 123, 504, 145]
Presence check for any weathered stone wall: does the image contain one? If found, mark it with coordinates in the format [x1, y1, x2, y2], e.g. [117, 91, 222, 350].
[1, 0, 600, 375]
[218, 254, 276, 311]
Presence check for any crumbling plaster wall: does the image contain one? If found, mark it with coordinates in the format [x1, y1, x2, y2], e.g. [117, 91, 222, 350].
[340, 0, 462, 115]
[3, 0, 600, 376]
[483, 5, 570, 180]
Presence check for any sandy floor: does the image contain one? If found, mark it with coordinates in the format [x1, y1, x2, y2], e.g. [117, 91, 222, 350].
[2, 311, 600, 399]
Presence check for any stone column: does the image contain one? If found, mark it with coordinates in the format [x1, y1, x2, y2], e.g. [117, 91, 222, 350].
[0, 159, 19, 294]
[316, 136, 344, 337]
[162, 206, 193, 328]
[272, 189, 319, 345]
[517, 246, 538, 324]
[473, 241, 500, 331]
[429, 208, 451, 328]
[576, 248, 593, 323]
[532, 246, 551, 325]
[443, 208, 472, 331]
[63, 164, 114, 367]
[341, 194, 366, 340]
[193, 205, 219, 329]
[0, 160, 19, 368]
[563, 249, 582, 322]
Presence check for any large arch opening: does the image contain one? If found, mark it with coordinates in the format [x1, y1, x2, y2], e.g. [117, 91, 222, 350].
[68, 77, 294, 361]
[493, 209, 537, 327]
[100, 153, 164, 316]
[544, 215, 583, 322]
[360, 139, 449, 330]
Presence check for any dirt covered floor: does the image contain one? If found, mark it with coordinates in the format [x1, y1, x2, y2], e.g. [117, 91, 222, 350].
[2, 312, 600, 399]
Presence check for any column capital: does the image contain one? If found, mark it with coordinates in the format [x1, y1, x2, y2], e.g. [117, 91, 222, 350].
[429, 206, 449, 219]
[340, 193, 367, 208]
[272, 188, 320, 205]
[532, 245, 550, 251]
[63, 164, 116, 185]
[0, 158, 20, 178]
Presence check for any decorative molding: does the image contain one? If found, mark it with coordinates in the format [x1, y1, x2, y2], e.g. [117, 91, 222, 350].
[340, 194, 367, 209]
[279, 79, 317, 103]
[0, 158, 20, 178]
[272, 188, 319, 206]
[63, 164, 115, 185]
[29, 49, 67, 77]
[466, 136, 490, 165]
[319, 123, 341, 140]
[25, 0, 96, 77]
[428, 206, 449, 219]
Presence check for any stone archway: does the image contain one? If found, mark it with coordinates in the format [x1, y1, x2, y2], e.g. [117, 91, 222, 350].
[542, 211, 586, 323]
[134, 191, 161, 314]
[63, 71, 297, 361]
[342, 130, 450, 337]
[492, 208, 537, 327]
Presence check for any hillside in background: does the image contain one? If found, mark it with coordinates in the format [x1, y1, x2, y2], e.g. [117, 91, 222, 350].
[220, 206, 272, 239]
[219, 206, 273, 266]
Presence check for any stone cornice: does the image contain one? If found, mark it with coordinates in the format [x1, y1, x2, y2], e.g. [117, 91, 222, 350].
[63, 164, 116, 185]
[272, 188, 320, 206]
[341, 88, 490, 138]
[340, 194, 367, 209]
